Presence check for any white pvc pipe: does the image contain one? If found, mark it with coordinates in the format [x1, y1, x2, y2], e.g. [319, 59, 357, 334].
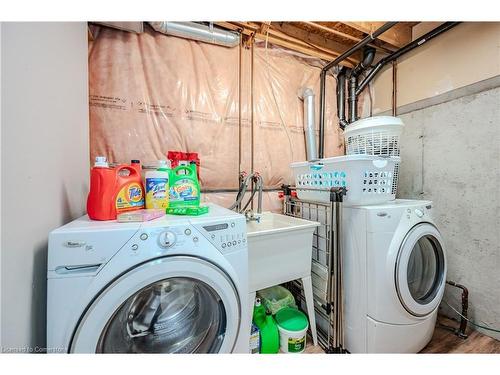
[149, 22, 240, 48]
[299, 88, 318, 161]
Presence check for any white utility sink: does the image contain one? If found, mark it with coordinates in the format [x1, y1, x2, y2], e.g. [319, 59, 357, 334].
[246, 211, 321, 347]
[246, 212, 320, 292]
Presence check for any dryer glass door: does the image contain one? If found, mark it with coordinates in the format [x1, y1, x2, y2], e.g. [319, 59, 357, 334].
[70, 256, 240, 353]
[396, 224, 446, 317]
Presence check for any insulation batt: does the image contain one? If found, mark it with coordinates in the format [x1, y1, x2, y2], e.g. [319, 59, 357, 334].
[89, 25, 346, 209]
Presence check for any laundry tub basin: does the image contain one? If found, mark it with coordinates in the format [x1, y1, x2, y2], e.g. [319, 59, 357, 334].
[246, 212, 320, 292]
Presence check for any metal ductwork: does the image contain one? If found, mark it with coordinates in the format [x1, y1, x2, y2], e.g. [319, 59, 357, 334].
[149, 22, 240, 48]
[299, 88, 318, 161]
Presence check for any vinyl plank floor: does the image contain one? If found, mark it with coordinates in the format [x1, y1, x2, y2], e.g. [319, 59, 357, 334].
[301, 316, 500, 354]
[420, 316, 500, 354]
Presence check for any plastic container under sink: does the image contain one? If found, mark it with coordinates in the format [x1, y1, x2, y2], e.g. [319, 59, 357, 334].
[257, 286, 296, 315]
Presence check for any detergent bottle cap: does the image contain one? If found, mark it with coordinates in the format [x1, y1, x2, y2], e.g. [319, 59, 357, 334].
[131, 159, 141, 164]
[94, 156, 109, 168]
[158, 160, 171, 170]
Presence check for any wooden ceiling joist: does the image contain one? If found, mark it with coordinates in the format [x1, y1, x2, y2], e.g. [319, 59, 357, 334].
[341, 22, 413, 49]
[271, 22, 360, 64]
[215, 21, 357, 66]
[215, 21, 420, 66]
[300, 22, 396, 53]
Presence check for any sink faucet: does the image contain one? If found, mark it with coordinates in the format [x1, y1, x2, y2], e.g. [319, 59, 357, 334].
[245, 210, 261, 223]
[229, 172, 263, 221]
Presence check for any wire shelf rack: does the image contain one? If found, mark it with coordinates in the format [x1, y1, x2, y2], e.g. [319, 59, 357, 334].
[282, 185, 346, 353]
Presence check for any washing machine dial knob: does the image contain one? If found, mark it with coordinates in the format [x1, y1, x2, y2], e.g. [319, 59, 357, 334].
[159, 231, 177, 248]
[414, 209, 424, 218]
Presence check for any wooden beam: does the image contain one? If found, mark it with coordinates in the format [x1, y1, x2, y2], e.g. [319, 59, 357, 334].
[303, 21, 362, 43]
[259, 21, 272, 35]
[215, 21, 356, 66]
[341, 22, 412, 48]
[259, 34, 342, 62]
[88, 26, 94, 41]
[302, 22, 396, 53]
[272, 22, 360, 64]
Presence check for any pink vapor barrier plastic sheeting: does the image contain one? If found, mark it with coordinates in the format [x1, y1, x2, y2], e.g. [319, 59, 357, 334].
[89, 25, 345, 210]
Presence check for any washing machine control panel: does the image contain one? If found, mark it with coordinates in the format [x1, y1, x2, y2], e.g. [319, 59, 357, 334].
[195, 218, 248, 254]
[158, 231, 177, 248]
[130, 217, 248, 256]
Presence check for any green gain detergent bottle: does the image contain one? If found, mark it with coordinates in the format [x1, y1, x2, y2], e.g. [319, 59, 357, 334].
[259, 313, 280, 354]
[253, 298, 279, 354]
[252, 298, 266, 327]
[168, 163, 201, 209]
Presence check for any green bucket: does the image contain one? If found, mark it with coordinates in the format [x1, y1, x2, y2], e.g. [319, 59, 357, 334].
[275, 307, 309, 353]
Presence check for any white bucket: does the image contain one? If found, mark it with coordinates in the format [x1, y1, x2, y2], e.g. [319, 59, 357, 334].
[277, 324, 308, 354]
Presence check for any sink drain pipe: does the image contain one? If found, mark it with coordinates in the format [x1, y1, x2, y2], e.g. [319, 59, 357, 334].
[336, 67, 349, 131]
[348, 46, 376, 123]
[318, 22, 398, 158]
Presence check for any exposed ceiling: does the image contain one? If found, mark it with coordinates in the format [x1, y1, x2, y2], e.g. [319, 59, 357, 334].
[215, 21, 420, 67]
[90, 21, 421, 68]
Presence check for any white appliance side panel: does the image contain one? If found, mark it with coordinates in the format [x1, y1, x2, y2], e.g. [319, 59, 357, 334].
[47, 276, 95, 352]
[366, 311, 437, 353]
[342, 207, 368, 353]
[366, 231, 418, 324]
[223, 250, 250, 353]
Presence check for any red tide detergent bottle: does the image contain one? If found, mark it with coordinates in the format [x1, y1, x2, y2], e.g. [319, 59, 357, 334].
[87, 156, 145, 220]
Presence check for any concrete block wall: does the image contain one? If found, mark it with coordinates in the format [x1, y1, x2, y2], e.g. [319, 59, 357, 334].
[396, 83, 500, 340]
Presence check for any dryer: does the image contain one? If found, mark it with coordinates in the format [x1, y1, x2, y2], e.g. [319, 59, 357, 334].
[47, 204, 250, 353]
[343, 199, 446, 353]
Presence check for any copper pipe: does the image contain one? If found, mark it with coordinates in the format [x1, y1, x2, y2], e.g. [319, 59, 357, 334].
[238, 39, 242, 179]
[392, 60, 397, 116]
[250, 41, 255, 210]
[446, 280, 469, 339]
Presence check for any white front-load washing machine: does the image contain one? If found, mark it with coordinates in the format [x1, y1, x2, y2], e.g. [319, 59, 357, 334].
[47, 204, 251, 353]
[343, 199, 447, 353]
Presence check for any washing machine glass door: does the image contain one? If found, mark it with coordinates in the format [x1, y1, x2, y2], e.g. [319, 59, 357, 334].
[395, 223, 446, 317]
[70, 256, 240, 353]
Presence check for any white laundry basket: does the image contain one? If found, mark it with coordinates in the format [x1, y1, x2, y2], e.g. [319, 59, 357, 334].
[344, 116, 404, 157]
[290, 155, 400, 206]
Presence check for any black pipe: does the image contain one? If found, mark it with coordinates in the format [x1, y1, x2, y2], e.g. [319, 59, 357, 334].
[318, 22, 398, 157]
[348, 47, 376, 123]
[336, 67, 349, 130]
[319, 69, 327, 155]
[356, 22, 460, 96]
[351, 46, 376, 78]
[348, 75, 358, 123]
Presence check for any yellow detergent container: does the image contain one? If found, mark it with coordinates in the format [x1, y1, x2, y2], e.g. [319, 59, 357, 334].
[145, 160, 170, 209]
